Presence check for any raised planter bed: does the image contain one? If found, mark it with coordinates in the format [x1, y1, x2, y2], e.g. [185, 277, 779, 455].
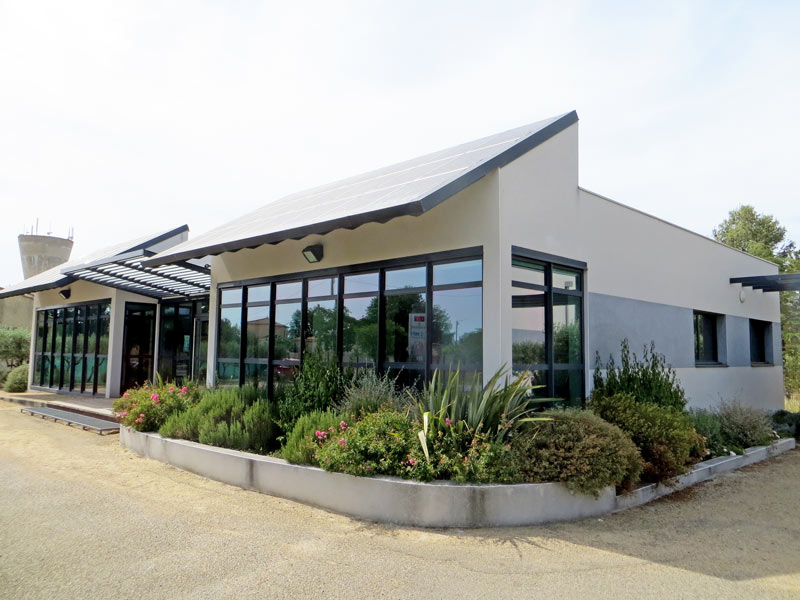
[120, 427, 795, 528]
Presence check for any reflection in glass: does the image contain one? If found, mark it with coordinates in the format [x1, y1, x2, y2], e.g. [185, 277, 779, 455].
[246, 305, 270, 359]
[432, 287, 482, 371]
[512, 289, 546, 368]
[385, 293, 426, 365]
[276, 281, 302, 301]
[342, 296, 378, 364]
[96, 357, 107, 394]
[552, 294, 582, 364]
[221, 288, 242, 305]
[386, 266, 426, 290]
[552, 268, 580, 290]
[218, 307, 242, 359]
[306, 299, 337, 357]
[248, 285, 269, 303]
[433, 260, 482, 286]
[345, 272, 378, 294]
[512, 258, 545, 286]
[274, 302, 301, 361]
[554, 369, 583, 407]
[308, 277, 337, 298]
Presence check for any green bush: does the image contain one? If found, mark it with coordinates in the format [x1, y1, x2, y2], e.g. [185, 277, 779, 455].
[593, 340, 686, 411]
[714, 401, 776, 451]
[277, 353, 344, 432]
[4, 362, 29, 393]
[0, 328, 31, 369]
[114, 381, 202, 432]
[281, 410, 344, 466]
[511, 409, 643, 496]
[159, 386, 281, 454]
[590, 393, 702, 482]
[772, 410, 800, 439]
[337, 369, 408, 417]
[415, 366, 543, 444]
[688, 408, 727, 457]
[315, 409, 520, 484]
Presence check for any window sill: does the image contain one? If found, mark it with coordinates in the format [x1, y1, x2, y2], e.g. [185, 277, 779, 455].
[750, 362, 774, 367]
[694, 362, 728, 368]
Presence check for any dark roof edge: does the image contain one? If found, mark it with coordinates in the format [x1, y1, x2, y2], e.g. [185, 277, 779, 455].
[143, 112, 578, 266]
[125, 224, 189, 253]
[0, 276, 75, 300]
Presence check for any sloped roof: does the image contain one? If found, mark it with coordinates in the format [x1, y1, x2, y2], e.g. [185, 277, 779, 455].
[0, 226, 194, 299]
[144, 111, 578, 266]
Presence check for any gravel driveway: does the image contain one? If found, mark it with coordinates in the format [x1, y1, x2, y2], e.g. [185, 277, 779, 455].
[1, 399, 799, 599]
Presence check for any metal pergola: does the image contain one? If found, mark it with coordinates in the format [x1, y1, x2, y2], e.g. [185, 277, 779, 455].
[730, 273, 800, 293]
[62, 249, 210, 299]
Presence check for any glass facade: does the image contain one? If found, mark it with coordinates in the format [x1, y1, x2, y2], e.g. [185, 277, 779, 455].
[32, 300, 111, 395]
[216, 251, 482, 396]
[511, 253, 584, 406]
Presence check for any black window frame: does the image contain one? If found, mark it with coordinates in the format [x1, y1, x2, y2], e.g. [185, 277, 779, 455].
[511, 246, 586, 405]
[216, 247, 483, 398]
[693, 310, 721, 365]
[31, 299, 111, 396]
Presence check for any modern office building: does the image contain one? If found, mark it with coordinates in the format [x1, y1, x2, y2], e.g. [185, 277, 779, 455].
[0, 111, 788, 408]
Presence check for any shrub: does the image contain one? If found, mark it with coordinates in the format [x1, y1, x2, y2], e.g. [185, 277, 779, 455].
[0, 328, 31, 369]
[159, 386, 281, 454]
[714, 401, 776, 451]
[590, 393, 702, 482]
[277, 353, 344, 432]
[772, 409, 800, 439]
[114, 381, 202, 432]
[281, 410, 344, 466]
[4, 362, 29, 393]
[415, 366, 543, 444]
[337, 369, 408, 417]
[511, 409, 643, 496]
[593, 340, 686, 411]
[688, 408, 727, 457]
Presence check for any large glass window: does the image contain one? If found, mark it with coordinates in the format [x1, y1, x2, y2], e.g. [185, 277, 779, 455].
[32, 300, 110, 395]
[511, 253, 584, 406]
[216, 251, 482, 399]
[158, 302, 195, 384]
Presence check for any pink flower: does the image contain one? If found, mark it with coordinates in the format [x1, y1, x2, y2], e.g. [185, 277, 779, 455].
[315, 430, 328, 441]
[151, 393, 160, 403]
[407, 456, 417, 467]
[445, 417, 452, 426]
[120, 411, 128, 418]
[139, 413, 145, 418]
[135, 417, 143, 424]
[123, 392, 130, 398]
[339, 438, 346, 447]
[180, 386, 188, 394]
[328, 426, 335, 432]
[169, 386, 175, 392]
[339, 421, 348, 431]
[365, 465, 371, 471]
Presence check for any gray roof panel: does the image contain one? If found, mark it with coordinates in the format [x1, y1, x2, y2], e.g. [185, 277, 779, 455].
[144, 111, 578, 266]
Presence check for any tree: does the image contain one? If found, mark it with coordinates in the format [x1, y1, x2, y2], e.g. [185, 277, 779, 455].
[713, 205, 800, 400]
[0, 328, 31, 369]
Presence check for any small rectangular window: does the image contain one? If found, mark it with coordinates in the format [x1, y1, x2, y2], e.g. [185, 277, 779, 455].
[749, 319, 770, 364]
[694, 311, 719, 364]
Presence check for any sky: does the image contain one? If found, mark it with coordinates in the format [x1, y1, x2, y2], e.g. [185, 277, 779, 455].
[1, 0, 798, 286]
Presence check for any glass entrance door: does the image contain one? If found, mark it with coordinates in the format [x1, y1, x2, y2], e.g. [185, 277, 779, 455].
[193, 316, 209, 383]
[122, 303, 156, 392]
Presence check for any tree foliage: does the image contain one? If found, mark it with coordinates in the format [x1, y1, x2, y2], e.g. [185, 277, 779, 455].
[0, 328, 31, 369]
[713, 205, 800, 399]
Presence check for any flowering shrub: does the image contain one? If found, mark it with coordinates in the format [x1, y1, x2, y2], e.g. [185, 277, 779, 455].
[281, 410, 344, 466]
[113, 381, 201, 432]
[316, 410, 520, 483]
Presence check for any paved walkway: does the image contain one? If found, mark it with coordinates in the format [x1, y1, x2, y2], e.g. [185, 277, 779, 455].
[1, 399, 799, 599]
[0, 390, 116, 417]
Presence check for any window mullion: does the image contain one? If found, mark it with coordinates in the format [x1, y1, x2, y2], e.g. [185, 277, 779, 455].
[545, 265, 554, 397]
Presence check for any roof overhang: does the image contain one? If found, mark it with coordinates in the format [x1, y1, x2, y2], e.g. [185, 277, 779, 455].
[143, 111, 579, 267]
[731, 273, 800, 292]
[62, 250, 210, 299]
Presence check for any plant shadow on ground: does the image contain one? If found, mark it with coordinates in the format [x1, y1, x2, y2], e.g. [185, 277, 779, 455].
[352, 450, 800, 581]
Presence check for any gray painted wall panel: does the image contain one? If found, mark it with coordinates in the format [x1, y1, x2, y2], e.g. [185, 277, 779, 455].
[725, 315, 751, 367]
[587, 293, 694, 368]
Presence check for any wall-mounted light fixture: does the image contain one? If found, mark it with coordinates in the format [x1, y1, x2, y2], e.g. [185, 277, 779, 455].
[58, 288, 71, 300]
[302, 244, 323, 264]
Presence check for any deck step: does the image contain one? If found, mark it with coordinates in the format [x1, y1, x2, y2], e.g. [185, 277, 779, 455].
[20, 407, 120, 435]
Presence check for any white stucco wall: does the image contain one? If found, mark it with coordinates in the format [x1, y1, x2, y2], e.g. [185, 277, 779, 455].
[496, 123, 783, 409]
[30, 281, 156, 397]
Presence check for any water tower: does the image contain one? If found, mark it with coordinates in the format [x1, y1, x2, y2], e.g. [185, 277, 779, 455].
[17, 222, 74, 278]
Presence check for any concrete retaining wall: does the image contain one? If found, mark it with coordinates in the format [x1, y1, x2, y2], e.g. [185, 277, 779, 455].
[120, 427, 795, 528]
